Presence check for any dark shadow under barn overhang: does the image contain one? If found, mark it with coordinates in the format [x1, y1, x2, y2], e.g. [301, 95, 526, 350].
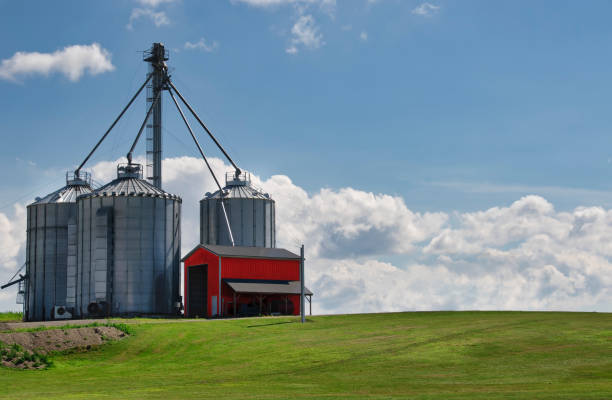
[223, 279, 313, 317]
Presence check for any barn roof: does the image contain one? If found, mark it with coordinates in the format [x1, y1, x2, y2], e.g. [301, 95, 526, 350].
[181, 244, 301, 261]
[224, 279, 313, 295]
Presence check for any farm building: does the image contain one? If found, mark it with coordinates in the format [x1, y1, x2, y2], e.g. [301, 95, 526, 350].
[2, 43, 314, 321]
[182, 244, 312, 318]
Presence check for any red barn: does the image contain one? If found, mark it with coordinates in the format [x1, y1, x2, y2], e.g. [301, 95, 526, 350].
[182, 244, 313, 318]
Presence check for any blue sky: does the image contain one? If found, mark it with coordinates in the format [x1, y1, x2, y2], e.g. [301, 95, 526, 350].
[2, 0, 612, 212]
[1, 1, 612, 313]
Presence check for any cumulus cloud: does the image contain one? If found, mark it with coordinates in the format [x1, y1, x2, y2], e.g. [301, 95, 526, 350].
[0, 43, 114, 82]
[360, 31, 368, 41]
[286, 14, 324, 54]
[256, 178, 447, 258]
[232, 0, 331, 53]
[0, 204, 26, 273]
[184, 38, 219, 52]
[0, 204, 27, 312]
[412, 2, 440, 17]
[1, 156, 611, 314]
[127, 8, 170, 29]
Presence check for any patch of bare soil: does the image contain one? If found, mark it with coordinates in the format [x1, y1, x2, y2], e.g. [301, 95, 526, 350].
[0, 326, 127, 354]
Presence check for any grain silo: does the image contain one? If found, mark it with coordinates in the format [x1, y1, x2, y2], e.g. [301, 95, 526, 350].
[200, 172, 276, 248]
[24, 172, 93, 321]
[74, 163, 181, 318]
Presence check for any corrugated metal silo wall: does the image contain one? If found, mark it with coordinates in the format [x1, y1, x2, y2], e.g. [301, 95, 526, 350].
[25, 203, 75, 321]
[75, 195, 180, 317]
[200, 198, 275, 247]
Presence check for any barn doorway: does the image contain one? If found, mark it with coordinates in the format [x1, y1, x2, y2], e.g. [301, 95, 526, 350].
[187, 264, 207, 318]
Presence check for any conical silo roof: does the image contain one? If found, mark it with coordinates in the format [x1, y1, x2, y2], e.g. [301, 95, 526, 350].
[204, 172, 271, 200]
[80, 163, 181, 200]
[31, 172, 93, 205]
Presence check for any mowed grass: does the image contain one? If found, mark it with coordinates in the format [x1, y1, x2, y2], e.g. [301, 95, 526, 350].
[0, 312, 22, 322]
[0, 312, 611, 399]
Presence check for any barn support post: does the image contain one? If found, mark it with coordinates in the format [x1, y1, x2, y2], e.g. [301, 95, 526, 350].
[306, 294, 312, 316]
[300, 244, 305, 323]
[233, 291, 236, 317]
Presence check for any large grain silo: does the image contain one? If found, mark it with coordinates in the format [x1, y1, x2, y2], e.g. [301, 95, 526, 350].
[25, 173, 93, 321]
[75, 163, 181, 318]
[200, 172, 275, 248]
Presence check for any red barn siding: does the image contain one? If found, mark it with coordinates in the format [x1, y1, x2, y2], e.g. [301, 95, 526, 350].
[222, 257, 300, 281]
[184, 247, 218, 317]
[183, 247, 302, 318]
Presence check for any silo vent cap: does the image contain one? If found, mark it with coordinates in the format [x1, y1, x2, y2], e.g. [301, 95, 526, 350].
[117, 163, 143, 179]
[225, 171, 251, 187]
[66, 171, 92, 186]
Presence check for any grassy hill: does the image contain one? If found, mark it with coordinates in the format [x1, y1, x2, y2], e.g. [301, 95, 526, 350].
[0, 311, 611, 399]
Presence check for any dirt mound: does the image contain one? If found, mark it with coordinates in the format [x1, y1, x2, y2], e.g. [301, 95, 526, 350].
[0, 326, 126, 355]
[0, 343, 48, 370]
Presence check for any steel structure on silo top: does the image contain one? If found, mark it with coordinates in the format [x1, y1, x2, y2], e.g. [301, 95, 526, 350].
[200, 172, 275, 248]
[25, 172, 93, 321]
[75, 163, 181, 318]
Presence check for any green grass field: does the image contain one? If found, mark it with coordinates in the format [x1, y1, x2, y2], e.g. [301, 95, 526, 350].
[0, 312, 22, 322]
[0, 311, 610, 399]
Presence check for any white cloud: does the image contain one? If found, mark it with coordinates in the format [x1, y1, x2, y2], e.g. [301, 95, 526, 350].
[184, 38, 219, 52]
[412, 2, 440, 17]
[286, 14, 324, 54]
[127, 8, 170, 29]
[360, 31, 368, 41]
[0, 204, 26, 273]
[258, 178, 447, 258]
[0, 204, 27, 312]
[232, 0, 332, 53]
[233, 0, 336, 19]
[0, 43, 114, 82]
[136, 0, 178, 7]
[2, 157, 612, 315]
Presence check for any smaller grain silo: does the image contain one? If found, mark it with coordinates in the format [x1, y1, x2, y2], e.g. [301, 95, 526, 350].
[200, 172, 275, 248]
[25, 172, 93, 321]
[75, 163, 181, 318]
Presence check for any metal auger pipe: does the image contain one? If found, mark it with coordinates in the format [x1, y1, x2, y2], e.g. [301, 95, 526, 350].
[168, 80, 242, 179]
[168, 87, 235, 247]
[75, 74, 152, 176]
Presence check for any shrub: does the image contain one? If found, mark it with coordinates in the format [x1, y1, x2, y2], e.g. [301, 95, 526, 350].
[110, 323, 134, 335]
[38, 354, 50, 364]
